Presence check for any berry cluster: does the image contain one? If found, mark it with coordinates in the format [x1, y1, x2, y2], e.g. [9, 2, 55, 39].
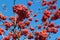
[13, 4, 30, 21]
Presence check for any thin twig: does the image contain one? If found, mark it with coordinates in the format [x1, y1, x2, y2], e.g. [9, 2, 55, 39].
[14, 0, 16, 5]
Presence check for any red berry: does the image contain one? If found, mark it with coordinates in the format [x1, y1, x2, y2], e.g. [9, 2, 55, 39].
[28, 1, 32, 6]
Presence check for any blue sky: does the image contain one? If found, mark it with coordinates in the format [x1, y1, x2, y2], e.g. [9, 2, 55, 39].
[0, 0, 60, 40]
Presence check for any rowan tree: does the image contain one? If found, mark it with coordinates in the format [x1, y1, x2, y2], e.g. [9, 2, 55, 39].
[0, 0, 60, 40]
